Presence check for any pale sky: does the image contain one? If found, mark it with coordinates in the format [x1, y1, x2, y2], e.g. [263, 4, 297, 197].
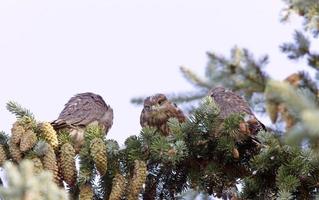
[0, 0, 310, 144]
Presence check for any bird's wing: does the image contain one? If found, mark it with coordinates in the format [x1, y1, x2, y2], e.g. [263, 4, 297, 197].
[140, 108, 150, 127]
[212, 90, 266, 135]
[212, 90, 254, 119]
[170, 103, 186, 123]
[52, 93, 107, 129]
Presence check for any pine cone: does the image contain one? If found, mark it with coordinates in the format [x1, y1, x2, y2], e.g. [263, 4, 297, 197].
[232, 148, 240, 159]
[79, 184, 93, 200]
[11, 121, 25, 144]
[20, 130, 37, 152]
[9, 140, 22, 162]
[38, 122, 59, 149]
[31, 157, 43, 174]
[85, 125, 103, 139]
[127, 160, 147, 200]
[42, 144, 59, 184]
[60, 143, 76, 186]
[0, 144, 7, 166]
[19, 116, 36, 130]
[90, 138, 107, 175]
[109, 174, 126, 200]
[56, 155, 65, 188]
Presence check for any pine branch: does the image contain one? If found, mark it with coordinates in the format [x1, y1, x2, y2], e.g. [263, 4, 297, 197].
[130, 97, 144, 105]
[308, 53, 319, 69]
[281, 0, 319, 36]
[179, 66, 212, 89]
[0, 131, 9, 146]
[131, 91, 207, 106]
[6, 101, 35, 120]
[267, 82, 319, 136]
[280, 31, 310, 60]
[297, 71, 319, 95]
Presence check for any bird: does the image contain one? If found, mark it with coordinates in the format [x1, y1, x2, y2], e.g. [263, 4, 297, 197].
[209, 86, 266, 143]
[210, 87, 266, 199]
[140, 93, 186, 199]
[52, 92, 113, 152]
[140, 93, 186, 136]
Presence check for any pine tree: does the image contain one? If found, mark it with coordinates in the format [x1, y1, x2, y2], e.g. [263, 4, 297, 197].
[130, 0, 319, 199]
[1, 0, 319, 199]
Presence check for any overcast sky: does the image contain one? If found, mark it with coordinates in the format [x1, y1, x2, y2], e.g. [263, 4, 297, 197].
[0, 0, 311, 144]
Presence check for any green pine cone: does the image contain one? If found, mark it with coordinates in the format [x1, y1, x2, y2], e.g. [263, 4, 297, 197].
[11, 121, 25, 144]
[42, 144, 59, 184]
[60, 143, 76, 186]
[31, 157, 43, 174]
[20, 130, 37, 152]
[79, 184, 93, 200]
[90, 138, 107, 176]
[0, 144, 7, 166]
[127, 160, 147, 200]
[109, 174, 126, 200]
[84, 124, 103, 142]
[9, 140, 22, 162]
[19, 116, 36, 130]
[38, 122, 59, 149]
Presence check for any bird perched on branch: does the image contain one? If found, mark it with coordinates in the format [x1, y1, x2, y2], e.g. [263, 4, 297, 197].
[210, 87, 266, 199]
[52, 92, 113, 152]
[140, 93, 185, 136]
[210, 86, 266, 143]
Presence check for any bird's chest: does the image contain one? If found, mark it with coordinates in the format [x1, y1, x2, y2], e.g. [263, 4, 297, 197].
[69, 128, 85, 152]
[148, 112, 170, 126]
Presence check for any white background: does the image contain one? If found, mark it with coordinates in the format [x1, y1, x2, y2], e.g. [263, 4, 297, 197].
[0, 0, 314, 145]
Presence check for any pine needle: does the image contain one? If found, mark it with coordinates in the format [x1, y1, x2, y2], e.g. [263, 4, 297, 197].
[6, 101, 35, 120]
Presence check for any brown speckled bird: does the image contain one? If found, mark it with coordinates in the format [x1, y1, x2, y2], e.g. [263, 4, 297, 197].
[210, 87, 265, 142]
[52, 92, 113, 152]
[140, 94, 185, 136]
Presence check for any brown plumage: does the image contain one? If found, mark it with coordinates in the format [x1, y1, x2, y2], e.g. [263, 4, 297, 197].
[52, 92, 113, 152]
[140, 94, 185, 136]
[210, 87, 265, 142]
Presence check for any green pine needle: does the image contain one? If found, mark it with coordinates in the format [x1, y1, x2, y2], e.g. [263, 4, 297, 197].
[124, 135, 143, 165]
[105, 139, 120, 157]
[34, 140, 50, 156]
[57, 129, 72, 145]
[277, 190, 294, 200]
[6, 101, 35, 120]
[0, 131, 9, 145]
[150, 136, 170, 162]
[222, 113, 244, 139]
[84, 124, 103, 141]
[167, 118, 185, 141]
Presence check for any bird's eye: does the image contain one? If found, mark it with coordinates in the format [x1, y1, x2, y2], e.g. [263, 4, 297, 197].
[158, 100, 164, 105]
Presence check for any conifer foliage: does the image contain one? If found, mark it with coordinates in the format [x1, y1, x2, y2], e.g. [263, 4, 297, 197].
[1, 0, 319, 199]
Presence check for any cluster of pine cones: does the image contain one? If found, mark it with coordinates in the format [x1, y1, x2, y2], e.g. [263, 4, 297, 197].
[0, 116, 147, 200]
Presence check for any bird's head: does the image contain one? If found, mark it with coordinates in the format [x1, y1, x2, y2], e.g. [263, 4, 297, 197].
[142, 93, 172, 121]
[209, 86, 226, 97]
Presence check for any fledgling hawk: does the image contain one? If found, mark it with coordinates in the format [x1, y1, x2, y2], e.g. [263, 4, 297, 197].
[52, 92, 113, 152]
[140, 93, 186, 136]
